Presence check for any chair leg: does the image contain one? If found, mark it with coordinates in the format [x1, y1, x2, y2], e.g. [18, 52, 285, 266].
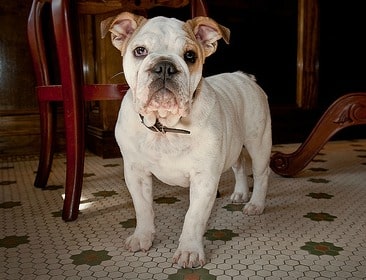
[270, 93, 366, 176]
[34, 101, 57, 188]
[62, 104, 85, 221]
[50, 0, 85, 221]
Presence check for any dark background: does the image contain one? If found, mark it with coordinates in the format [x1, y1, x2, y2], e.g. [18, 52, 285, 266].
[0, 0, 365, 156]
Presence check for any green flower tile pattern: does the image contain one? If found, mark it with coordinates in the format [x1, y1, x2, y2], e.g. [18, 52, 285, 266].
[51, 210, 63, 218]
[308, 167, 328, 172]
[154, 196, 180, 204]
[311, 159, 327, 163]
[92, 190, 118, 198]
[0, 201, 22, 209]
[42, 184, 63, 191]
[120, 218, 136, 228]
[306, 192, 334, 199]
[0, 235, 30, 248]
[301, 241, 343, 256]
[168, 268, 216, 280]
[204, 229, 238, 241]
[0, 180, 16, 185]
[222, 203, 244, 212]
[70, 250, 112, 266]
[308, 178, 330, 183]
[304, 212, 337, 221]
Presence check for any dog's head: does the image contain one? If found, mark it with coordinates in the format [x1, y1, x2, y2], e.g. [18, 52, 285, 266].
[102, 12, 230, 127]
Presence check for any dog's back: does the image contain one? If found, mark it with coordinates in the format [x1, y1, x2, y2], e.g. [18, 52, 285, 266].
[205, 71, 271, 142]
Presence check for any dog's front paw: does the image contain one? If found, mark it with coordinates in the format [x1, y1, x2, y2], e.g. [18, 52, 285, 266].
[172, 243, 205, 268]
[243, 202, 264, 215]
[125, 232, 154, 252]
[230, 192, 249, 203]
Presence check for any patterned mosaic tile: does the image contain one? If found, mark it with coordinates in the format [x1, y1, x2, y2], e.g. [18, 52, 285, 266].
[42, 184, 63, 191]
[204, 229, 239, 241]
[306, 192, 334, 199]
[154, 196, 181, 204]
[92, 190, 118, 198]
[1, 139, 366, 279]
[300, 241, 343, 256]
[0, 180, 16, 185]
[120, 218, 137, 229]
[303, 212, 337, 222]
[0, 235, 30, 248]
[307, 178, 331, 183]
[70, 250, 113, 266]
[51, 210, 63, 218]
[307, 167, 328, 172]
[222, 203, 244, 212]
[0, 201, 21, 209]
[83, 172, 96, 178]
[168, 268, 216, 280]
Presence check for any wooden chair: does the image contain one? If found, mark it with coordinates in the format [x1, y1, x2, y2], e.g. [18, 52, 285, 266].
[270, 92, 366, 177]
[27, 0, 208, 221]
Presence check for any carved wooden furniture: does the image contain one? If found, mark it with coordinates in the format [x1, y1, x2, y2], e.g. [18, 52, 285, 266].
[271, 92, 366, 176]
[27, 0, 208, 221]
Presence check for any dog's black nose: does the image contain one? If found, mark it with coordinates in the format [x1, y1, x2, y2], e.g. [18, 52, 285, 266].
[153, 61, 178, 79]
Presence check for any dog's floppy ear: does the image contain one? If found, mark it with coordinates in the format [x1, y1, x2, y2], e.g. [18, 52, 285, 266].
[186, 17, 230, 58]
[101, 12, 147, 54]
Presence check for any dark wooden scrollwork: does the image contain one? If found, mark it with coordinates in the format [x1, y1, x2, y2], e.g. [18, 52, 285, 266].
[270, 93, 366, 177]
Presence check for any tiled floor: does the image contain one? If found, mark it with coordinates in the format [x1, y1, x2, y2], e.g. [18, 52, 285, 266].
[1, 139, 366, 279]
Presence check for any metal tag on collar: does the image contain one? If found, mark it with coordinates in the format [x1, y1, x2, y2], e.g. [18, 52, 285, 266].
[139, 114, 190, 135]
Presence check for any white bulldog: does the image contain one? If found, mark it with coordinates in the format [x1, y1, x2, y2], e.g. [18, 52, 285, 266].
[102, 12, 272, 268]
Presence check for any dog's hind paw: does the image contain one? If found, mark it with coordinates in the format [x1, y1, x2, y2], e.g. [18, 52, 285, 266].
[243, 202, 264, 215]
[230, 192, 249, 204]
[125, 233, 153, 252]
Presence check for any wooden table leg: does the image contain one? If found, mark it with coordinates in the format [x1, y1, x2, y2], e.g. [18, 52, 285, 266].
[270, 93, 366, 177]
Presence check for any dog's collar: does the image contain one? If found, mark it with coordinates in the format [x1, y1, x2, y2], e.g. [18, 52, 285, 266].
[139, 114, 190, 135]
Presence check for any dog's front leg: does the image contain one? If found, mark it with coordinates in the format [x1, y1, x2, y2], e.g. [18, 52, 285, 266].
[173, 175, 219, 268]
[124, 163, 155, 252]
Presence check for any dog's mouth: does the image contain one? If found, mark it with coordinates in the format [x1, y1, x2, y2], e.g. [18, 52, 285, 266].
[147, 88, 179, 117]
[140, 87, 189, 127]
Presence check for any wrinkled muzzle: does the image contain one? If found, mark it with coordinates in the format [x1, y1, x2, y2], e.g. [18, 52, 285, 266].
[134, 56, 192, 127]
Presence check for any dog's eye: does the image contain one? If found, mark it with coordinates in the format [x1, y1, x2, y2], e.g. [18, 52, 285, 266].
[134, 47, 148, 57]
[184, 50, 196, 64]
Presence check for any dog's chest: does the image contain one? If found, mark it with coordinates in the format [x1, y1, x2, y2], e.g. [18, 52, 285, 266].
[136, 134, 195, 187]
[140, 132, 192, 155]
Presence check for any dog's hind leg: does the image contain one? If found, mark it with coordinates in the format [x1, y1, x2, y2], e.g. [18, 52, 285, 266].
[243, 132, 271, 215]
[230, 149, 250, 203]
